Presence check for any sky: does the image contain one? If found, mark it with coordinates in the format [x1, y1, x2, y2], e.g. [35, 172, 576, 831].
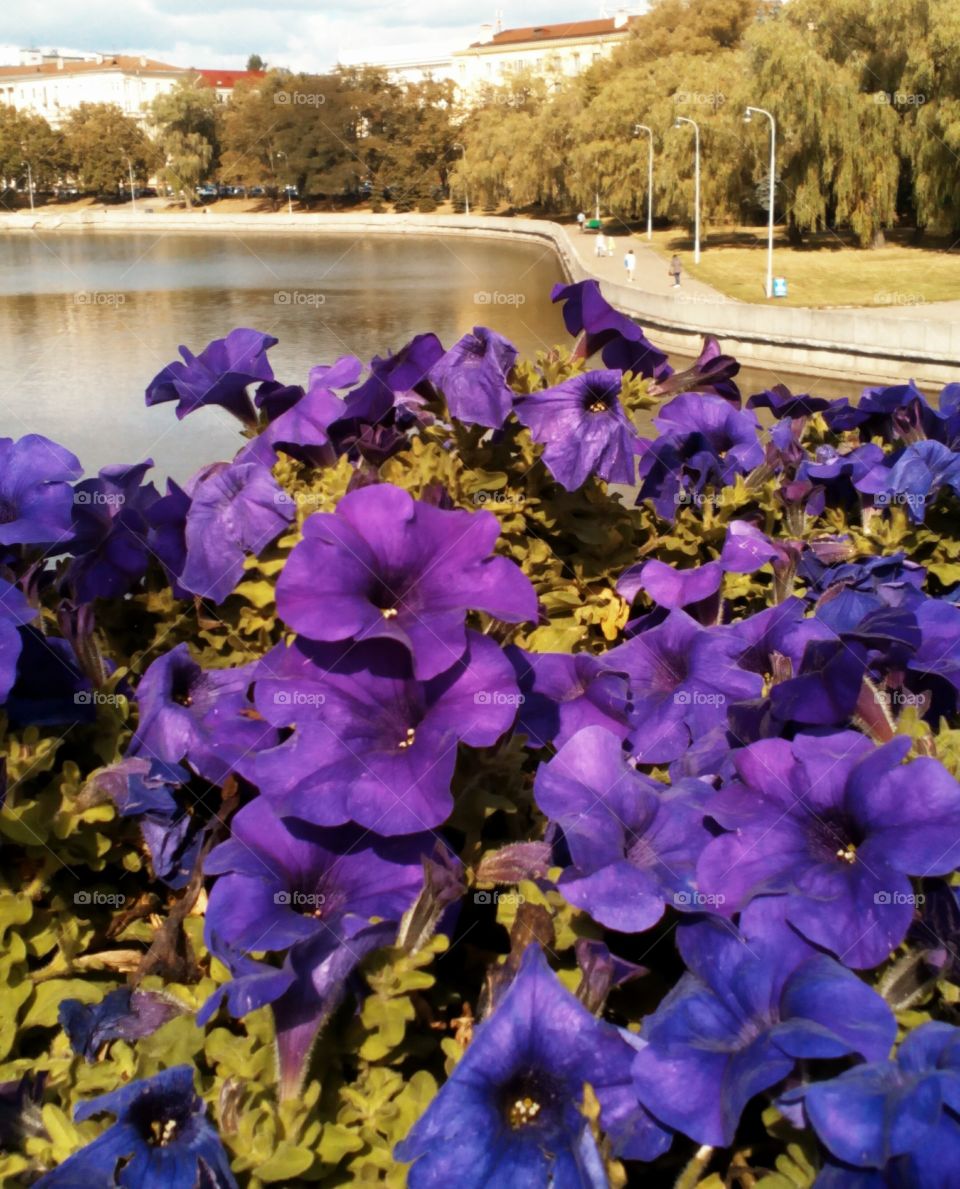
[0, 1, 639, 73]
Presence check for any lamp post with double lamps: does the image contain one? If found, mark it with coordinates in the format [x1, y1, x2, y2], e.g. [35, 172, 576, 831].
[452, 142, 469, 215]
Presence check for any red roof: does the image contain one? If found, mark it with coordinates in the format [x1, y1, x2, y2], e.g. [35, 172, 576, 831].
[194, 68, 265, 88]
[470, 17, 635, 47]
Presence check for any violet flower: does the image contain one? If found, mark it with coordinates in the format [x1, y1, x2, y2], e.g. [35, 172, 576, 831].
[199, 797, 446, 1095]
[534, 726, 714, 931]
[0, 434, 83, 548]
[429, 326, 518, 429]
[145, 327, 276, 424]
[396, 944, 672, 1186]
[514, 369, 643, 490]
[251, 632, 520, 834]
[631, 901, 896, 1147]
[276, 482, 537, 680]
[697, 731, 960, 968]
[35, 1065, 237, 1188]
[551, 279, 671, 379]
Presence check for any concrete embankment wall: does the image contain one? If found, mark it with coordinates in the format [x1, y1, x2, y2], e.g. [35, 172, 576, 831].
[2, 209, 957, 386]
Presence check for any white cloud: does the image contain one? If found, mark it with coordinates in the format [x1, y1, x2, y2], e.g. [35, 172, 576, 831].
[0, 1, 636, 72]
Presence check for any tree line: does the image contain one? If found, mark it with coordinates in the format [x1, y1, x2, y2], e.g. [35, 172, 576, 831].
[1, 0, 958, 241]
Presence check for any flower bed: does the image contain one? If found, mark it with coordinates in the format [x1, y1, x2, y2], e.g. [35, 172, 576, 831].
[3, 280, 960, 1187]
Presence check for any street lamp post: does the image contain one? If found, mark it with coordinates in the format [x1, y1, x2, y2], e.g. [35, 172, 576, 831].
[272, 150, 292, 214]
[453, 142, 469, 215]
[633, 124, 654, 241]
[744, 106, 776, 298]
[22, 158, 34, 213]
[673, 116, 700, 265]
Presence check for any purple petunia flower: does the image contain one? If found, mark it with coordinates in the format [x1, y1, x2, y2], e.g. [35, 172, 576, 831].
[145, 327, 277, 424]
[429, 326, 518, 429]
[748, 384, 832, 419]
[646, 334, 741, 405]
[251, 631, 520, 834]
[396, 944, 671, 1186]
[336, 333, 443, 428]
[534, 726, 714, 931]
[0, 578, 34, 704]
[604, 610, 762, 763]
[631, 900, 896, 1148]
[129, 644, 275, 787]
[92, 756, 204, 888]
[0, 434, 83, 548]
[177, 460, 294, 604]
[59, 987, 181, 1062]
[857, 440, 960, 523]
[276, 483, 537, 681]
[237, 386, 343, 469]
[783, 1021, 960, 1184]
[514, 369, 643, 490]
[551, 279, 671, 379]
[616, 557, 724, 614]
[34, 1065, 237, 1188]
[66, 461, 159, 602]
[799, 551, 927, 634]
[697, 731, 960, 968]
[506, 646, 630, 749]
[198, 797, 444, 1095]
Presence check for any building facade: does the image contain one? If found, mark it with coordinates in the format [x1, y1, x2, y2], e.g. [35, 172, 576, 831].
[0, 50, 263, 127]
[336, 13, 638, 95]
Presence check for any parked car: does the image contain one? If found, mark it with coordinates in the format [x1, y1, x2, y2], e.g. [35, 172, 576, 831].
[249, 186, 266, 197]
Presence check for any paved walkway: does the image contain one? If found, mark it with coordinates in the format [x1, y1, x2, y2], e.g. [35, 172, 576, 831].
[563, 227, 732, 303]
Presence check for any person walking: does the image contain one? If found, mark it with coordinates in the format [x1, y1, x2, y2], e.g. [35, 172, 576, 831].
[577, 211, 586, 233]
[669, 254, 682, 288]
[623, 247, 636, 283]
[595, 233, 605, 258]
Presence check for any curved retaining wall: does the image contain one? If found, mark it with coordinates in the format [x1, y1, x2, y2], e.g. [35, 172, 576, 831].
[2, 208, 957, 385]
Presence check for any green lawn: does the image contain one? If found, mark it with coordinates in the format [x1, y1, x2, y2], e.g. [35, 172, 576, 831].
[644, 226, 960, 307]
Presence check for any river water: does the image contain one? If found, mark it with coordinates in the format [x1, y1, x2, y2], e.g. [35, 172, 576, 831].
[0, 230, 872, 482]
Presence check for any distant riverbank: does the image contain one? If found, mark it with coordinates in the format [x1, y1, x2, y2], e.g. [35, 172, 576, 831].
[2, 208, 958, 386]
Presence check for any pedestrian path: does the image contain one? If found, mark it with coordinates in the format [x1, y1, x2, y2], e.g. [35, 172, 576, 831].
[564, 227, 733, 303]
